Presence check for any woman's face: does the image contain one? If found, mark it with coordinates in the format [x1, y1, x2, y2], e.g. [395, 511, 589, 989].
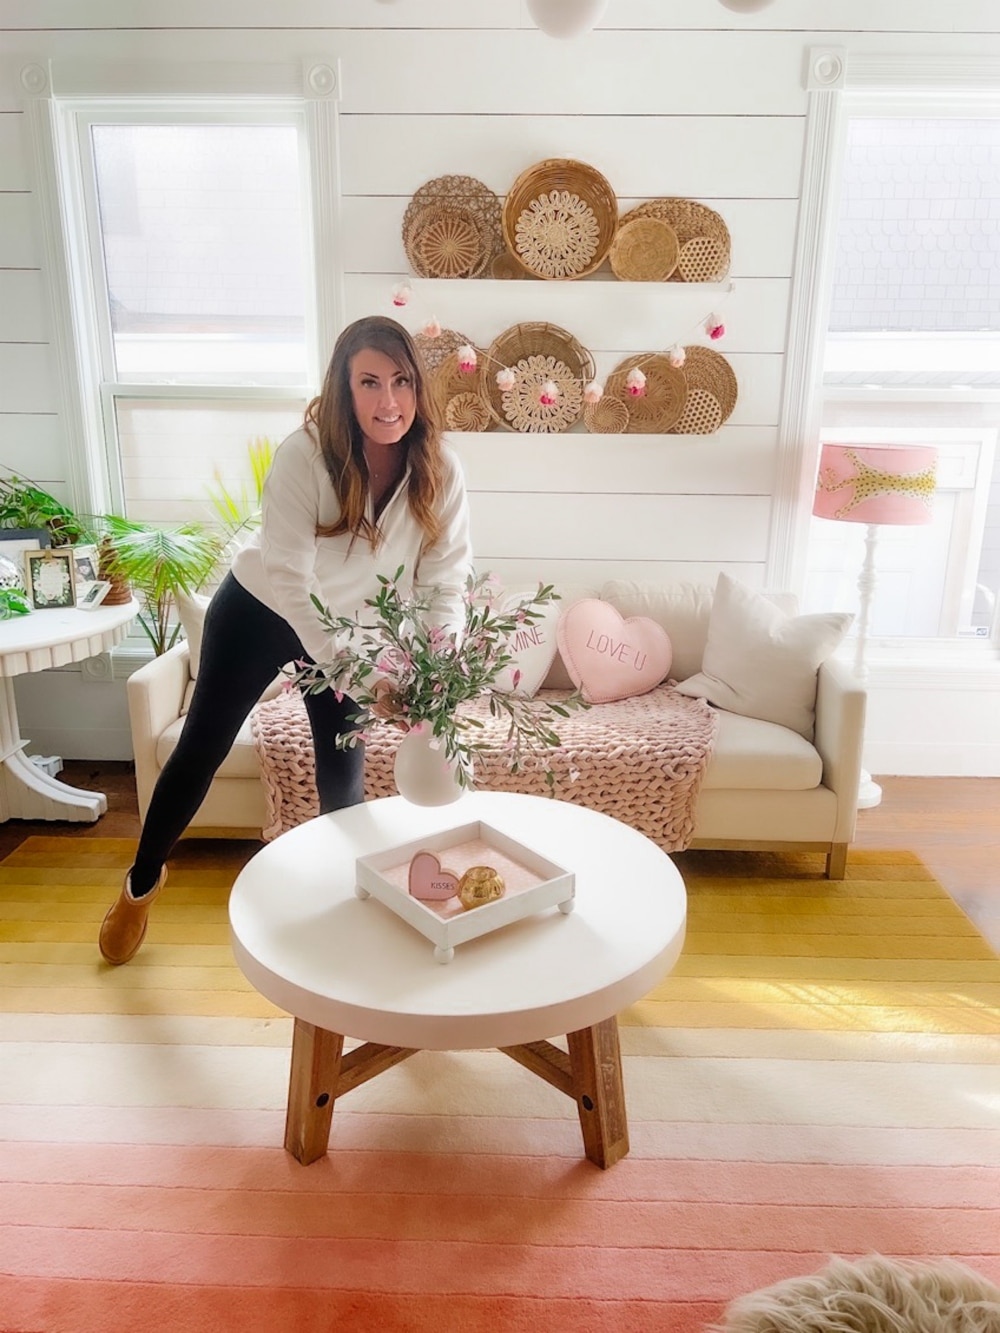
[348, 347, 417, 448]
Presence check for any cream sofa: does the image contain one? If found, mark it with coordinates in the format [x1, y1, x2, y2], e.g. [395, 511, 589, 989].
[126, 577, 866, 878]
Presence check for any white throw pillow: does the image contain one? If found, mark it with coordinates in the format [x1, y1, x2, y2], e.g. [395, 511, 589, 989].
[673, 572, 852, 740]
[174, 589, 212, 678]
[493, 592, 560, 698]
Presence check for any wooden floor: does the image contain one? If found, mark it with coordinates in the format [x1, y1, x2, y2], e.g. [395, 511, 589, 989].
[2, 762, 998, 950]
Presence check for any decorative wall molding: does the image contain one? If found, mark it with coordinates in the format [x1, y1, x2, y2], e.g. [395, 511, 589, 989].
[846, 53, 1000, 90]
[807, 47, 847, 91]
[767, 50, 848, 591]
[21, 96, 111, 519]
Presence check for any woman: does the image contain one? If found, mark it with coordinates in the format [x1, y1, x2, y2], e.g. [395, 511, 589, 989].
[99, 315, 473, 965]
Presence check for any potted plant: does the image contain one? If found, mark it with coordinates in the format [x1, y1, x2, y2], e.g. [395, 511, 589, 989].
[0, 471, 86, 547]
[95, 515, 224, 657]
[292, 567, 587, 803]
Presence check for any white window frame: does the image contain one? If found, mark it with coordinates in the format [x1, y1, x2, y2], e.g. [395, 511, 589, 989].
[777, 48, 1000, 665]
[21, 56, 343, 524]
[67, 102, 318, 521]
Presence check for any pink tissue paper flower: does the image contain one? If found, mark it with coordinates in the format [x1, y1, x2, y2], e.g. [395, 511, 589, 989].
[496, 367, 517, 392]
[539, 379, 559, 406]
[626, 366, 647, 398]
[667, 344, 686, 368]
[583, 379, 603, 404]
[421, 317, 442, 338]
[705, 313, 725, 340]
[391, 282, 412, 307]
[457, 344, 477, 373]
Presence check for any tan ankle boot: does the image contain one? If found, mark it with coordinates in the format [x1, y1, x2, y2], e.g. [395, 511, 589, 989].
[99, 866, 167, 965]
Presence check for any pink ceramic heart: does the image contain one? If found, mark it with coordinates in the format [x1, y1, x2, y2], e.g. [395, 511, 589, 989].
[408, 850, 459, 901]
[556, 599, 672, 704]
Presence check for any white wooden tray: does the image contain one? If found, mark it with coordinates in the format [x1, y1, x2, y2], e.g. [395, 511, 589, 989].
[355, 819, 575, 963]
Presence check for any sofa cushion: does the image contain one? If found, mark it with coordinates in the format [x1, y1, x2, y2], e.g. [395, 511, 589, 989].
[157, 714, 261, 779]
[701, 710, 824, 790]
[675, 573, 852, 740]
[600, 580, 714, 682]
[175, 589, 211, 679]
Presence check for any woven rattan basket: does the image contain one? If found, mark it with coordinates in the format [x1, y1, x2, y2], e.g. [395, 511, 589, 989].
[502, 158, 618, 280]
[668, 387, 723, 436]
[444, 392, 492, 432]
[609, 216, 679, 281]
[429, 348, 488, 421]
[414, 327, 473, 375]
[404, 204, 491, 279]
[621, 198, 730, 282]
[584, 395, 630, 433]
[676, 344, 738, 425]
[485, 322, 596, 431]
[605, 354, 688, 434]
[402, 175, 503, 272]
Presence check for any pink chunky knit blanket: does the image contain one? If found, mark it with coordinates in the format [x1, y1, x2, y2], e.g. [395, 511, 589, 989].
[250, 684, 718, 850]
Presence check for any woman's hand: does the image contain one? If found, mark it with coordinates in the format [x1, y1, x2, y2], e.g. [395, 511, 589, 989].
[370, 677, 409, 730]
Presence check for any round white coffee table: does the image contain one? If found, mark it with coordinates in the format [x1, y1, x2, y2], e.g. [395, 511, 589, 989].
[229, 791, 686, 1169]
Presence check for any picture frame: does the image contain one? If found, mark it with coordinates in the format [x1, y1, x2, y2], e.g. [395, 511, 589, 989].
[76, 579, 112, 611]
[71, 543, 100, 587]
[24, 549, 76, 610]
[0, 528, 51, 571]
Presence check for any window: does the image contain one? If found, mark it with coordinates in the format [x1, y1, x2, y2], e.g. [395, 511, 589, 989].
[803, 113, 1000, 647]
[70, 111, 313, 526]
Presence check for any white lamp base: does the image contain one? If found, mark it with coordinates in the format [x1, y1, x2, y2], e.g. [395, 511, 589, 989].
[857, 769, 883, 810]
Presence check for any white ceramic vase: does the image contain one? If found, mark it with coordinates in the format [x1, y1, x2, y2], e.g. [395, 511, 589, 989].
[392, 723, 465, 807]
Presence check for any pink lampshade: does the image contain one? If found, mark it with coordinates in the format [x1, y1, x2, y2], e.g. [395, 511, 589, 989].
[812, 443, 938, 526]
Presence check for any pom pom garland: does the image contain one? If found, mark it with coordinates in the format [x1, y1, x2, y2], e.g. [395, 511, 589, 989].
[667, 344, 686, 368]
[457, 345, 478, 373]
[496, 367, 517, 391]
[421, 317, 442, 338]
[625, 366, 647, 398]
[539, 379, 560, 406]
[705, 313, 725, 340]
[583, 379, 604, 404]
[392, 282, 412, 308]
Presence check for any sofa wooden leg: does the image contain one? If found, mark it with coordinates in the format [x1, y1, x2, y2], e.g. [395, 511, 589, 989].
[826, 843, 848, 879]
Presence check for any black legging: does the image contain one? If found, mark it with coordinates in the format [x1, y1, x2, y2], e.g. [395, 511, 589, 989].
[130, 572, 364, 894]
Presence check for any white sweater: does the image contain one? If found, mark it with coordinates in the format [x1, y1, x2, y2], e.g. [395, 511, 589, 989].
[230, 426, 473, 665]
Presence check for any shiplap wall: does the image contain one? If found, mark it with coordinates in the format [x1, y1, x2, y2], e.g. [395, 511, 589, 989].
[2, 0, 1000, 767]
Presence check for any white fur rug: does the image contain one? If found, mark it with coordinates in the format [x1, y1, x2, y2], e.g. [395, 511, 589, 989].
[714, 1254, 1000, 1333]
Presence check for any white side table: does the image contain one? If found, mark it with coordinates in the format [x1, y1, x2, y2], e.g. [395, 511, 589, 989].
[0, 599, 138, 822]
[230, 792, 687, 1169]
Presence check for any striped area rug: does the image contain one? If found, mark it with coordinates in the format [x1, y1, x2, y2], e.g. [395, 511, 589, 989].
[1, 836, 998, 1332]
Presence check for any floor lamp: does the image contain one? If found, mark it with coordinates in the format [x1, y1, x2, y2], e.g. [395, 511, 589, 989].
[812, 442, 938, 809]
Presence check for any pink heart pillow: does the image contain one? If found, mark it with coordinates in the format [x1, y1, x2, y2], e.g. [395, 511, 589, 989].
[556, 600, 672, 704]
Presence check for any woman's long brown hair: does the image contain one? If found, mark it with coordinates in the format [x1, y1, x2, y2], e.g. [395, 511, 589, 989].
[304, 315, 446, 549]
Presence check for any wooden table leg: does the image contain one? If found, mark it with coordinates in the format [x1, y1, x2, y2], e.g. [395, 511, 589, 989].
[284, 1018, 344, 1165]
[567, 1017, 630, 1169]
